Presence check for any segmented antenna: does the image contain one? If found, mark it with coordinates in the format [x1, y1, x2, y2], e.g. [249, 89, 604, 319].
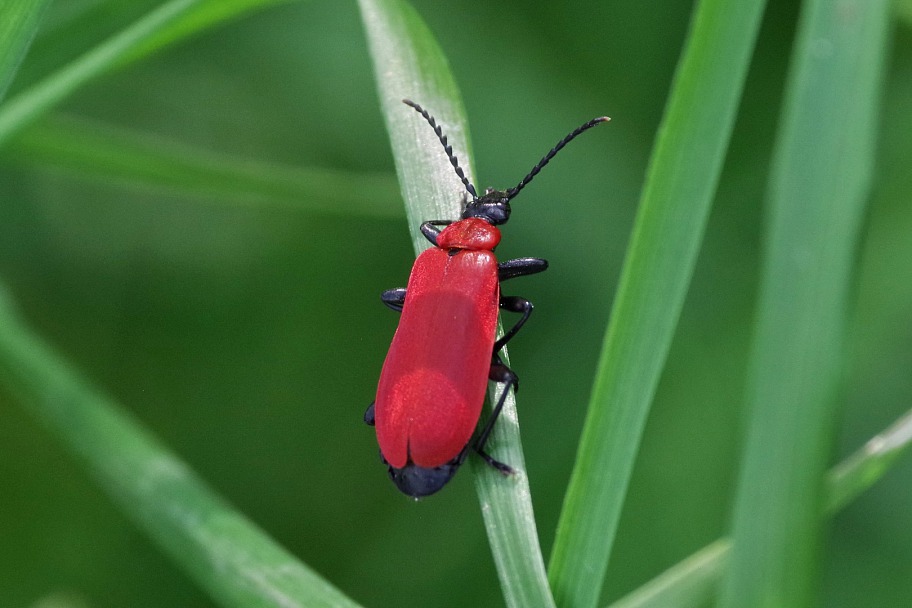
[505, 116, 610, 200]
[403, 99, 478, 199]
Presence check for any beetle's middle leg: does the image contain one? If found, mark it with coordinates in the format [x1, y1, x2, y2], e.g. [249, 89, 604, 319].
[494, 295, 534, 353]
[367, 287, 409, 422]
[381, 288, 407, 312]
[498, 257, 548, 282]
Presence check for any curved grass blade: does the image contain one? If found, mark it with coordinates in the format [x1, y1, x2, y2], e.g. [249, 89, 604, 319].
[0, 0, 51, 100]
[607, 408, 912, 608]
[548, 1, 768, 606]
[718, 2, 890, 606]
[5, 114, 402, 218]
[0, 0, 292, 148]
[117, 0, 294, 68]
[607, 540, 730, 608]
[0, 285, 361, 608]
[358, 1, 555, 607]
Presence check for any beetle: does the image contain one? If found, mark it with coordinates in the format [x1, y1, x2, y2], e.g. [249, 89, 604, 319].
[364, 100, 609, 498]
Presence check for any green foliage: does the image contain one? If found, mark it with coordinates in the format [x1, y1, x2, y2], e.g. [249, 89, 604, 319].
[6, 115, 401, 217]
[719, 2, 890, 606]
[0, 1, 910, 607]
[0, 286, 360, 608]
[0, 0, 51, 100]
[549, 1, 767, 605]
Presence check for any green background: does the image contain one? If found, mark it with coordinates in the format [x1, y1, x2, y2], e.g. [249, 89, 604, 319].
[1, 0, 910, 606]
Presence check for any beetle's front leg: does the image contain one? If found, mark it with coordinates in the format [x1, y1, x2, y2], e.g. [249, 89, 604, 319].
[419, 220, 452, 246]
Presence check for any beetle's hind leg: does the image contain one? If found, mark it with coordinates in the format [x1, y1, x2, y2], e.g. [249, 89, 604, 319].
[472, 292, 536, 472]
[473, 360, 519, 475]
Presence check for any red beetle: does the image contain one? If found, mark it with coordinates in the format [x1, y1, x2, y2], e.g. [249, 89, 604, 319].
[365, 100, 608, 497]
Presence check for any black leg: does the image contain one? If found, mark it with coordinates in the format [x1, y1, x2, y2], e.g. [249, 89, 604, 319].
[381, 288, 407, 312]
[420, 220, 452, 246]
[364, 402, 375, 426]
[498, 257, 548, 282]
[494, 295, 533, 353]
[473, 360, 518, 475]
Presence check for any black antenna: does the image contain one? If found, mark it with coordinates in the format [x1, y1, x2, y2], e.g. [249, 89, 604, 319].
[403, 99, 478, 199]
[505, 115, 610, 200]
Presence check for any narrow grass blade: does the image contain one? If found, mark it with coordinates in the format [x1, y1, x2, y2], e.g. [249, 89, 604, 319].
[607, 540, 731, 608]
[548, 1, 768, 606]
[117, 0, 294, 68]
[826, 409, 912, 511]
[0, 285, 361, 608]
[0, 0, 289, 148]
[357, 0, 472, 243]
[358, 1, 555, 607]
[0, 0, 51, 100]
[718, 2, 890, 606]
[5, 114, 402, 218]
[606, 407, 912, 608]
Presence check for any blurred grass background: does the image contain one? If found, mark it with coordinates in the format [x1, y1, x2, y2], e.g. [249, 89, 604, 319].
[0, 1, 910, 607]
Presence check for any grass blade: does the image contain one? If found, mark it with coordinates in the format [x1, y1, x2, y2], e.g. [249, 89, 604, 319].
[358, 0, 472, 241]
[4, 114, 402, 217]
[0, 0, 289, 148]
[357, 1, 555, 606]
[0, 0, 51, 100]
[717, 2, 890, 606]
[607, 407, 912, 608]
[117, 0, 294, 67]
[825, 409, 912, 512]
[608, 540, 731, 608]
[548, 1, 768, 606]
[0, 285, 361, 608]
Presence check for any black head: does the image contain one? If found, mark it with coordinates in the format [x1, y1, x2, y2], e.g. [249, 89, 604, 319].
[403, 99, 609, 227]
[463, 188, 511, 225]
[388, 460, 461, 499]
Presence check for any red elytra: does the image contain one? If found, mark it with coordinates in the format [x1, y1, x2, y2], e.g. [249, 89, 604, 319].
[365, 100, 609, 498]
[375, 219, 502, 470]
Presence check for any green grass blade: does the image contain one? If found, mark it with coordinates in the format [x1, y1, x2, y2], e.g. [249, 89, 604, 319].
[0, 0, 289, 148]
[0, 285, 361, 608]
[717, 2, 890, 606]
[4, 114, 402, 217]
[825, 409, 912, 512]
[548, 1, 767, 606]
[607, 540, 731, 608]
[358, 1, 555, 607]
[357, 0, 472, 243]
[117, 0, 294, 68]
[606, 407, 912, 608]
[0, 0, 51, 100]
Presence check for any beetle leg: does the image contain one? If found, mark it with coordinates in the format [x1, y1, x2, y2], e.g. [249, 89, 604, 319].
[498, 257, 548, 282]
[381, 288, 407, 312]
[419, 220, 452, 246]
[364, 402, 376, 426]
[472, 361, 518, 475]
[476, 448, 514, 474]
[494, 295, 534, 353]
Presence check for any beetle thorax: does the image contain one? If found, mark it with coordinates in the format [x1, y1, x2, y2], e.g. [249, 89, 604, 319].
[436, 217, 502, 251]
